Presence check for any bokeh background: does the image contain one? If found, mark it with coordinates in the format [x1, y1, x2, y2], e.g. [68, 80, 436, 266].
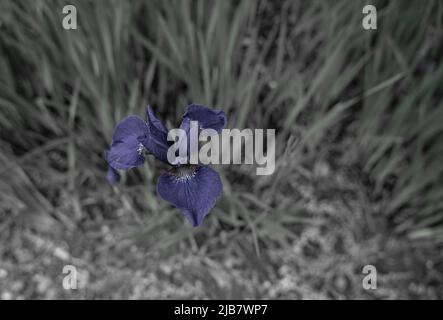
[0, 0, 442, 299]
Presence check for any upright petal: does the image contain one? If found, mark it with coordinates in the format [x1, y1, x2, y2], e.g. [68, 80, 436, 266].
[157, 165, 222, 227]
[106, 116, 148, 170]
[183, 104, 228, 133]
[142, 105, 170, 163]
[146, 105, 168, 136]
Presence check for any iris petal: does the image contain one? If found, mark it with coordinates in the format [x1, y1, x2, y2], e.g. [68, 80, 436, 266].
[146, 105, 168, 136]
[183, 104, 227, 133]
[107, 166, 120, 185]
[106, 116, 148, 170]
[157, 165, 222, 227]
[142, 105, 170, 163]
[111, 115, 149, 142]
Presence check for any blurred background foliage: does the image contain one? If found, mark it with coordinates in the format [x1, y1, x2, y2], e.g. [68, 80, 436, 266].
[0, 0, 442, 299]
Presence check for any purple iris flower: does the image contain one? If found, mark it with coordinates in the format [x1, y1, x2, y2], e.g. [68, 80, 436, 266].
[106, 104, 227, 227]
[106, 166, 120, 185]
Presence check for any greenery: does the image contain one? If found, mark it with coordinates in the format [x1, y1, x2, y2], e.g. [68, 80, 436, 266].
[0, 0, 442, 299]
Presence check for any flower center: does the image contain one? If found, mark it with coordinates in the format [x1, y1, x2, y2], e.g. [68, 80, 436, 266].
[137, 143, 144, 155]
[170, 165, 199, 183]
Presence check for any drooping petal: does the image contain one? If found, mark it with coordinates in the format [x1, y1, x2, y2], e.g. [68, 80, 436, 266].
[183, 104, 228, 133]
[106, 116, 148, 170]
[142, 105, 170, 163]
[106, 138, 145, 170]
[157, 165, 222, 227]
[107, 166, 120, 185]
